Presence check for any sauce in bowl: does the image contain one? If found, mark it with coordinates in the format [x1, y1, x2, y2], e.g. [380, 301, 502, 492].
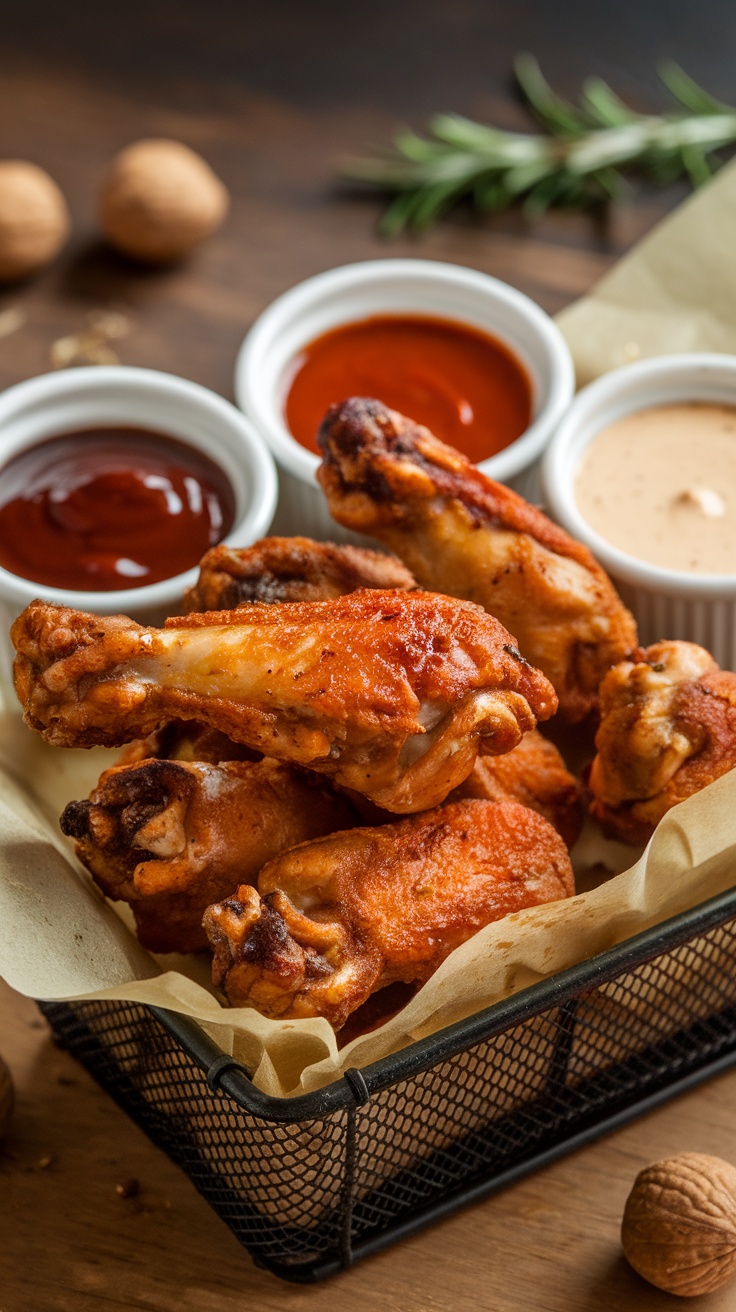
[0, 426, 235, 591]
[575, 401, 736, 575]
[283, 313, 533, 462]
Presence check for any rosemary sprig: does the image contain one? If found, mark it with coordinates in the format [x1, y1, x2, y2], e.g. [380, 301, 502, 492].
[342, 57, 736, 234]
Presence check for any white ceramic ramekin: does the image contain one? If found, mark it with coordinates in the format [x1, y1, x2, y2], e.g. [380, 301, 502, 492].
[0, 366, 278, 683]
[542, 353, 736, 668]
[235, 259, 575, 539]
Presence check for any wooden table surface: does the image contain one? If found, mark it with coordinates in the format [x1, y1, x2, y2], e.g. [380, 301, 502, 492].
[3, 4, 736, 1308]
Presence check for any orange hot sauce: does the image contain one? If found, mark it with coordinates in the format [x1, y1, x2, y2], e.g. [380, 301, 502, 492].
[283, 314, 533, 463]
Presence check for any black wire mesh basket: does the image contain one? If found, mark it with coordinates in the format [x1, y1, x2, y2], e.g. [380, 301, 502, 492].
[40, 884, 736, 1283]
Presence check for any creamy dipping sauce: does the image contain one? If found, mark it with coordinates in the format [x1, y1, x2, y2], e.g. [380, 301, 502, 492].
[574, 402, 736, 575]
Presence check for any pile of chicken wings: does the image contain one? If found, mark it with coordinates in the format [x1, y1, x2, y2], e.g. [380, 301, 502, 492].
[12, 399, 735, 1033]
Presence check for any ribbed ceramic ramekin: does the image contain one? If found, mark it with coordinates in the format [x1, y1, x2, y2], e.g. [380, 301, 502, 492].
[235, 259, 575, 540]
[542, 354, 736, 667]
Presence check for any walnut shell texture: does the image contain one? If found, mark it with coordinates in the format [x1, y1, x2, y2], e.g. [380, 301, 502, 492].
[0, 1054, 14, 1141]
[0, 160, 69, 281]
[622, 1153, 736, 1297]
[99, 138, 229, 264]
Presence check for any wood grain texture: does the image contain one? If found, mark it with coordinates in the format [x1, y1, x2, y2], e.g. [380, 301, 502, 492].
[2, 3, 736, 1308]
[4, 981, 736, 1312]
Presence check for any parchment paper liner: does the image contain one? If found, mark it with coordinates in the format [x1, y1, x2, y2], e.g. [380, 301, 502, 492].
[556, 156, 736, 385]
[2, 689, 736, 1103]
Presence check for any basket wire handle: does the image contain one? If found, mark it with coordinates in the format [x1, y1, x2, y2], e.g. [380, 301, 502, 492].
[339, 1068, 371, 1267]
[206, 1053, 243, 1091]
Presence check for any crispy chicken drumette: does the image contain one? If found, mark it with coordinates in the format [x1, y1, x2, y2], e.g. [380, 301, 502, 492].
[451, 729, 584, 849]
[60, 757, 357, 954]
[63, 542, 412, 953]
[589, 640, 736, 844]
[131, 539, 582, 842]
[185, 536, 416, 611]
[120, 537, 415, 766]
[118, 720, 261, 766]
[204, 798, 575, 1028]
[133, 722, 582, 849]
[317, 398, 637, 721]
[12, 592, 556, 813]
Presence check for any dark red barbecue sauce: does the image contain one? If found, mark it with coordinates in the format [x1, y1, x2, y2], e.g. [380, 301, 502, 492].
[0, 427, 235, 591]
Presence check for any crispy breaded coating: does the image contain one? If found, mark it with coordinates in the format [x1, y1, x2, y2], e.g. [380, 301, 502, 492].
[121, 539, 415, 767]
[204, 798, 574, 1029]
[156, 539, 414, 757]
[589, 640, 736, 844]
[60, 757, 357, 954]
[118, 720, 260, 766]
[451, 729, 584, 849]
[12, 592, 556, 813]
[185, 536, 415, 611]
[317, 398, 637, 721]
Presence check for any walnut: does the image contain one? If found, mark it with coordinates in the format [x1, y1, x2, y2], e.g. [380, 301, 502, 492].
[0, 161, 69, 282]
[99, 139, 229, 264]
[621, 1153, 736, 1296]
[0, 1054, 14, 1140]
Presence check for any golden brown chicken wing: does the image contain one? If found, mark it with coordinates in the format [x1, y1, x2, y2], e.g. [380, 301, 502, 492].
[204, 798, 574, 1028]
[126, 724, 584, 845]
[121, 539, 416, 767]
[118, 720, 261, 766]
[12, 592, 556, 812]
[185, 536, 416, 611]
[450, 729, 584, 849]
[60, 757, 357, 954]
[589, 640, 736, 844]
[317, 398, 637, 721]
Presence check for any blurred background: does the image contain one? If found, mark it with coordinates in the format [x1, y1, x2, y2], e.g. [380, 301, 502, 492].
[1, 0, 734, 395]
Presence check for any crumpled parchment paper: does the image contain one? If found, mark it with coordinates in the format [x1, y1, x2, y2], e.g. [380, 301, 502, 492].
[557, 158, 736, 385]
[2, 682, 735, 1097]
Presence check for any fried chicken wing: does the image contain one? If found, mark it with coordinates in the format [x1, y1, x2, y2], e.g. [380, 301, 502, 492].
[12, 592, 556, 812]
[203, 798, 575, 1028]
[60, 757, 357, 953]
[450, 729, 584, 849]
[121, 538, 416, 767]
[118, 720, 261, 766]
[185, 536, 416, 611]
[317, 398, 637, 721]
[589, 640, 736, 844]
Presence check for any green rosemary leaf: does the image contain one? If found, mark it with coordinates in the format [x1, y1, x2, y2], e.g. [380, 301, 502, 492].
[409, 179, 472, 230]
[429, 113, 513, 153]
[341, 153, 420, 185]
[473, 176, 513, 211]
[680, 143, 713, 187]
[646, 153, 689, 184]
[658, 61, 733, 116]
[392, 129, 444, 163]
[514, 53, 589, 136]
[591, 166, 623, 199]
[522, 171, 578, 216]
[377, 190, 422, 237]
[502, 159, 557, 196]
[581, 77, 639, 128]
